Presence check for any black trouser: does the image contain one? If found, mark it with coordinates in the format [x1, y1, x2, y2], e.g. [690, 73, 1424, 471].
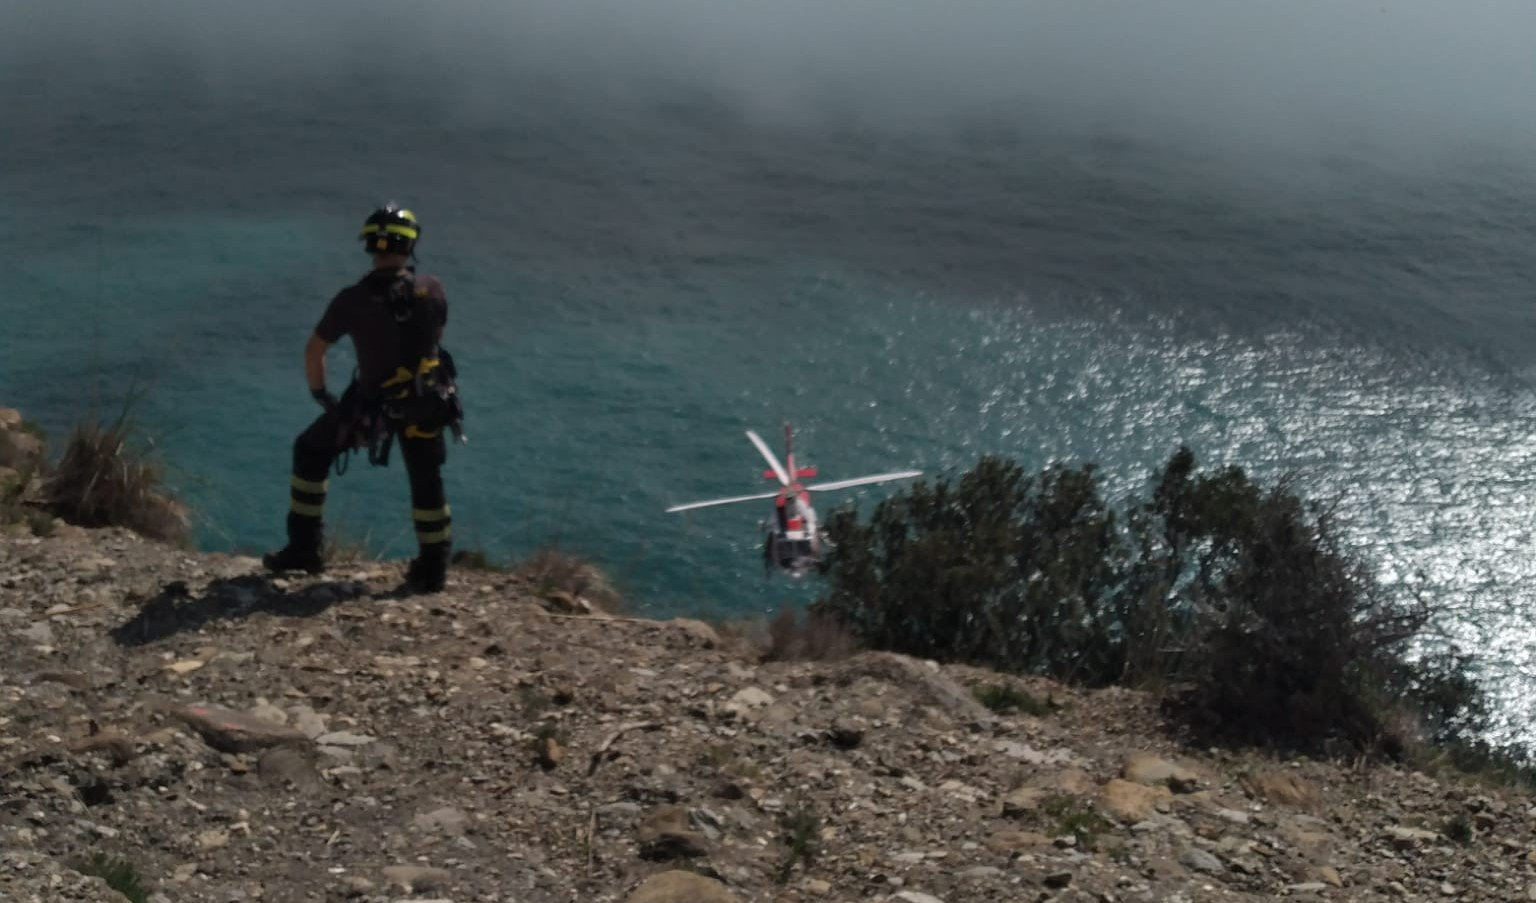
[285, 402, 451, 564]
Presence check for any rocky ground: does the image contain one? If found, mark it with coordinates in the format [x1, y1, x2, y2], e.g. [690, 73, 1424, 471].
[4, 525, 1536, 903]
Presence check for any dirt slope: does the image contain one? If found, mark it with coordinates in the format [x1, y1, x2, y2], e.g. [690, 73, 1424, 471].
[4, 527, 1535, 903]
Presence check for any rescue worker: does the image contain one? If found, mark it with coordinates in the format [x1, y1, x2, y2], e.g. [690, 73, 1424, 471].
[263, 204, 460, 593]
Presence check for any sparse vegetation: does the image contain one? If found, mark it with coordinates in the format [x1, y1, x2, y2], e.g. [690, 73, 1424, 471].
[514, 544, 621, 612]
[41, 393, 188, 545]
[517, 685, 551, 717]
[1039, 794, 1111, 849]
[1442, 813, 1473, 845]
[973, 683, 1056, 716]
[322, 523, 378, 564]
[72, 850, 149, 903]
[1406, 734, 1536, 793]
[774, 809, 822, 884]
[816, 446, 1504, 765]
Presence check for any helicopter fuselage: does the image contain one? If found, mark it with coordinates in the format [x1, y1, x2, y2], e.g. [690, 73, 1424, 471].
[763, 485, 821, 577]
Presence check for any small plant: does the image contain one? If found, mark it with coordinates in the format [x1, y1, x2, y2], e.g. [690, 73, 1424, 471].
[322, 526, 376, 564]
[27, 510, 55, 537]
[972, 683, 1055, 716]
[774, 809, 822, 884]
[1040, 794, 1110, 849]
[1442, 814, 1473, 845]
[513, 544, 621, 612]
[517, 685, 551, 717]
[72, 851, 149, 903]
[1106, 839, 1135, 865]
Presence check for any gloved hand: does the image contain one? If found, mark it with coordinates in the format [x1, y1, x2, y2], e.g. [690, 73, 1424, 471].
[311, 387, 339, 413]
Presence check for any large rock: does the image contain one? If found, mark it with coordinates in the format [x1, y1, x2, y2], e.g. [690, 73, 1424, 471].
[1384, 826, 1440, 848]
[1180, 847, 1225, 874]
[173, 704, 310, 754]
[0, 419, 42, 469]
[413, 806, 471, 836]
[1122, 752, 1202, 792]
[986, 830, 1054, 853]
[382, 865, 452, 892]
[1098, 779, 1171, 823]
[1000, 787, 1047, 817]
[835, 652, 993, 727]
[1050, 768, 1096, 796]
[626, 870, 739, 903]
[1241, 769, 1321, 808]
[669, 618, 723, 648]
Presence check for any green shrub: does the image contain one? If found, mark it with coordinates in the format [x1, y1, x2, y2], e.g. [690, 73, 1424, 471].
[774, 809, 822, 883]
[815, 457, 1143, 686]
[973, 683, 1055, 716]
[815, 445, 1493, 761]
[1147, 449, 1438, 754]
[72, 851, 149, 903]
[1442, 813, 1473, 845]
[1040, 794, 1111, 848]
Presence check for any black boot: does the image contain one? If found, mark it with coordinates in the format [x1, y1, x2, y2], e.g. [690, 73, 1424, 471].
[262, 544, 325, 575]
[263, 514, 325, 575]
[403, 546, 448, 593]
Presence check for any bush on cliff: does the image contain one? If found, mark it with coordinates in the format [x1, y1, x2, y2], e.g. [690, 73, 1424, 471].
[813, 446, 1490, 759]
[41, 398, 189, 546]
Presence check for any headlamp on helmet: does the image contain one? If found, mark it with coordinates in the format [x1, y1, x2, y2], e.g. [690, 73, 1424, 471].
[359, 204, 421, 255]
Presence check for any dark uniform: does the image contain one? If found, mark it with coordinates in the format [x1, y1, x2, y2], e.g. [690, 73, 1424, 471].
[265, 206, 460, 592]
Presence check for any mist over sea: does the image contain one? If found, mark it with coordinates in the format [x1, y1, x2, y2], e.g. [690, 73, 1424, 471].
[4, 0, 1536, 738]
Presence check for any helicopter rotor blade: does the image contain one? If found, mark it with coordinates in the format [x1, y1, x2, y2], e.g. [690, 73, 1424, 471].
[746, 429, 792, 486]
[666, 490, 783, 514]
[805, 471, 924, 493]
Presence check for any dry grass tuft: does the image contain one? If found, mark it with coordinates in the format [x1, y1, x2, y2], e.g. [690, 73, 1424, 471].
[42, 402, 188, 545]
[514, 545, 622, 613]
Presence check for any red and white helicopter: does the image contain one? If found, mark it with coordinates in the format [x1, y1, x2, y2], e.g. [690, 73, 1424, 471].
[666, 424, 922, 577]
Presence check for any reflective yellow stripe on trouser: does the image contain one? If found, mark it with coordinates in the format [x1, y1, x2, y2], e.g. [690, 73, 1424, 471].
[290, 475, 328, 518]
[413, 505, 452, 545]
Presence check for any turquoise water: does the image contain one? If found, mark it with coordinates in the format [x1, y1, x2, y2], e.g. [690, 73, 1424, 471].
[6, 0, 1536, 736]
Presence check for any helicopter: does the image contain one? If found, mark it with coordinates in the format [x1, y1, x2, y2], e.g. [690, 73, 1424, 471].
[666, 423, 922, 577]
